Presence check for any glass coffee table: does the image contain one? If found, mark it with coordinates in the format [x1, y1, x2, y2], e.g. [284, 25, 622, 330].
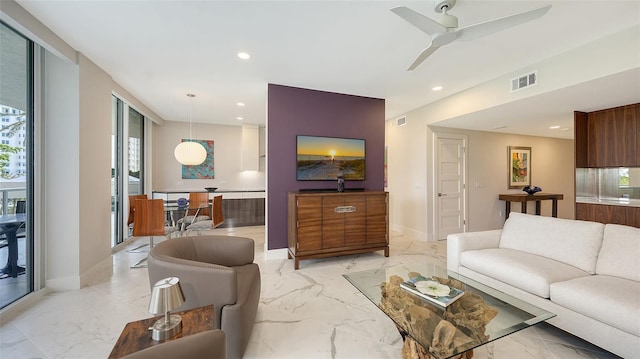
[343, 262, 555, 359]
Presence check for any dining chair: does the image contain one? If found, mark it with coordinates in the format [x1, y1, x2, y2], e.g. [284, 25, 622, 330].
[0, 199, 27, 246]
[15, 200, 26, 239]
[176, 192, 211, 230]
[185, 195, 224, 235]
[130, 199, 177, 268]
[126, 194, 149, 253]
[127, 194, 148, 227]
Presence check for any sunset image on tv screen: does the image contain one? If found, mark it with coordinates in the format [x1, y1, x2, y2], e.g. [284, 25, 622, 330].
[296, 135, 365, 180]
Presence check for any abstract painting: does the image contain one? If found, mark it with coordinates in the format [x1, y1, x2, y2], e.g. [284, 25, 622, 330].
[182, 139, 214, 179]
[508, 146, 531, 188]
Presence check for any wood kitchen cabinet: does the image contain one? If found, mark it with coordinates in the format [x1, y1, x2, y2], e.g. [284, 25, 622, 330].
[575, 103, 640, 167]
[287, 191, 389, 269]
[576, 203, 640, 228]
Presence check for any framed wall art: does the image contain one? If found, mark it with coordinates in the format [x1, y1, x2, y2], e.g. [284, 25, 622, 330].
[508, 146, 531, 188]
[182, 139, 214, 179]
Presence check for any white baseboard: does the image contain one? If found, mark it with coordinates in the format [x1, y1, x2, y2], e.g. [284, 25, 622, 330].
[46, 275, 80, 291]
[391, 224, 433, 242]
[0, 288, 50, 325]
[264, 247, 288, 260]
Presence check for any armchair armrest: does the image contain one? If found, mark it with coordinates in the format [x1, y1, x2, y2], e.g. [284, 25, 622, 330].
[447, 229, 502, 272]
[147, 253, 238, 314]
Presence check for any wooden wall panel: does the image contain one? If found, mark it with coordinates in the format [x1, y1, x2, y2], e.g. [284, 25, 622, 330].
[574, 111, 589, 168]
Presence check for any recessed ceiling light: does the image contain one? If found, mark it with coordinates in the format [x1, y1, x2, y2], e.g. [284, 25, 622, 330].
[561, 127, 570, 131]
[432, 86, 443, 91]
[237, 52, 251, 60]
[237, 102, 245, 107]
[549, 125, 560, 129]
[236, 117, 243, 121]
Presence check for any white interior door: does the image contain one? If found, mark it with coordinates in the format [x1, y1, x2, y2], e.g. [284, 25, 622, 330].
[435, 135, 466, 240]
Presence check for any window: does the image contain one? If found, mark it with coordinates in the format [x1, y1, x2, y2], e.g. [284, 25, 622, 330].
[0, 21, 35, 308]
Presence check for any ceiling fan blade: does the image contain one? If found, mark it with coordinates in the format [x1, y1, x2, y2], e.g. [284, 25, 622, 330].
[456, 5, 551, 42]
[391, 6, 446, 35]
[407, 45, 441, 71]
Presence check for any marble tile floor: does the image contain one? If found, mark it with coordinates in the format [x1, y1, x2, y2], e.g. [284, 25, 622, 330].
[0, 226, 621, 359]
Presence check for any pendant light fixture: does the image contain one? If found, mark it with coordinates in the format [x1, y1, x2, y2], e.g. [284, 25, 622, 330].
[174, 93, 207, 165]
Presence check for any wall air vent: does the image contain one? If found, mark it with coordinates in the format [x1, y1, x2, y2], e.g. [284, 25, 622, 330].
[511, 71, 537, 92]
[396, 116, 407, 127]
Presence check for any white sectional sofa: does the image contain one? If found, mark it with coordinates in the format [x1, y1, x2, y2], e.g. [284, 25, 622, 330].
[447, 212, 639, 358]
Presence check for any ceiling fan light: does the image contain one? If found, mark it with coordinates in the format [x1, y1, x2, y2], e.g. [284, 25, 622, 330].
[174, 141, 207, 165]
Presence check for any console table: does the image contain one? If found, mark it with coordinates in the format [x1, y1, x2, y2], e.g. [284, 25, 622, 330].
[108, 304, 215, 358]
[499, 193, 564, 220]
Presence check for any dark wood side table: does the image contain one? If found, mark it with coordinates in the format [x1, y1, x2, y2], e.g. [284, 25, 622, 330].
[498, 193, 564, 220]
[108, 304, 215, 358]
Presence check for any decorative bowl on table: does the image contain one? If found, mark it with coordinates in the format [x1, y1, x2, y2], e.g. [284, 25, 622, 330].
[204, 187, 218, 192]
[522, 186, 542, 195]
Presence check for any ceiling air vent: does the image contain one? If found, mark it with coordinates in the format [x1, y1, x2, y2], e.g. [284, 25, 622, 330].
[396, 116, 407, 127]
[511, 71, 537, 92]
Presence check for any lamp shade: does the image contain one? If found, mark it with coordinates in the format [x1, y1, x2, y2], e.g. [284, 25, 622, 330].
[148, 277, 185, 314]
[174, 141, 207, 166]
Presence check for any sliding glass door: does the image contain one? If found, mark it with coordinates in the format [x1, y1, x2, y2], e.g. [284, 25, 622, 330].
[0, 22, 34, 308]
[111, 96, 145, 247]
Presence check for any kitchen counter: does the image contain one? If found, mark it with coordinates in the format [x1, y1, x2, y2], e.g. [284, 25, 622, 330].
[576, 197, 640, 208]
[152, 190, 265, 228]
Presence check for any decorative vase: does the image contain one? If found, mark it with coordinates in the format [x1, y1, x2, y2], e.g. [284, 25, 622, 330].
[337, 176, 344, 193]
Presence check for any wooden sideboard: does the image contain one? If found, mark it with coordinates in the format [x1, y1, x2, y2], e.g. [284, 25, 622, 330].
[287, 191, 389, 270]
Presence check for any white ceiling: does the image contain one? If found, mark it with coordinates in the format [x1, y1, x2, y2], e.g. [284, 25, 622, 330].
[15, 0, 640, 139]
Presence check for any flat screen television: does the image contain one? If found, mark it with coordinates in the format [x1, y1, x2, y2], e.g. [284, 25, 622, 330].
[296, 135, 365, 181]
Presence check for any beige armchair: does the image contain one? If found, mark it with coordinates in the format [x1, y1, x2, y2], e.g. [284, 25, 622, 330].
[121, 329, 226, 359]
[147, 235, 260, 359]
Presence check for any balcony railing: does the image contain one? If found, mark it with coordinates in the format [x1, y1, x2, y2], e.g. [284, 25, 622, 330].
[0, 187, 26, 215]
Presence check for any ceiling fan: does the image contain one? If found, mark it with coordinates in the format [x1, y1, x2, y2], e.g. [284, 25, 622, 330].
[391, 0, 552, 71]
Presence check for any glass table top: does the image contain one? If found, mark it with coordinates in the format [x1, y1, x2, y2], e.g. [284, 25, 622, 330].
[343, 262, 555, 359]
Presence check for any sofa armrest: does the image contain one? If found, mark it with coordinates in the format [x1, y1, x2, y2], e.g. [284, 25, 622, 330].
[447, 229, 502, 272]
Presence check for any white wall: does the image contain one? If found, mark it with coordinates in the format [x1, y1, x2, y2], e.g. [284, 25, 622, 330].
[44, 49, 80, 289]
[77, 53, 112, 279]
[152, 121, 265, 191]
[386, 120, 574, 241]
[3, 0, 171, 291]
[384, 25, 639, 241]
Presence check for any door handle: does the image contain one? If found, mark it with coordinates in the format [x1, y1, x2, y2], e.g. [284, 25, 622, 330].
[438, 193, 447, 197]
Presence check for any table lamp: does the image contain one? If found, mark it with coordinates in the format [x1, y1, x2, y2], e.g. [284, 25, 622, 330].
[148, 277, 186, 341]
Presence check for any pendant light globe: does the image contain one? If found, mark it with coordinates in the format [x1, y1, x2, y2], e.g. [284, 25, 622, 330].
[174, 93, 206, 165]
[174, 141, 207, 165]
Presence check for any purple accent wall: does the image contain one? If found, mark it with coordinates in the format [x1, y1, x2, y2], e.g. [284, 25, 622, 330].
[267, 84, 385, 250]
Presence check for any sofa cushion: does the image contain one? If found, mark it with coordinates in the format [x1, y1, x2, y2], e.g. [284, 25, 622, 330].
[460, 248, 589, 298]
[499, 213, 604, 274]
[596, 224, 640, 282]
[550, 275, 640, 337]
